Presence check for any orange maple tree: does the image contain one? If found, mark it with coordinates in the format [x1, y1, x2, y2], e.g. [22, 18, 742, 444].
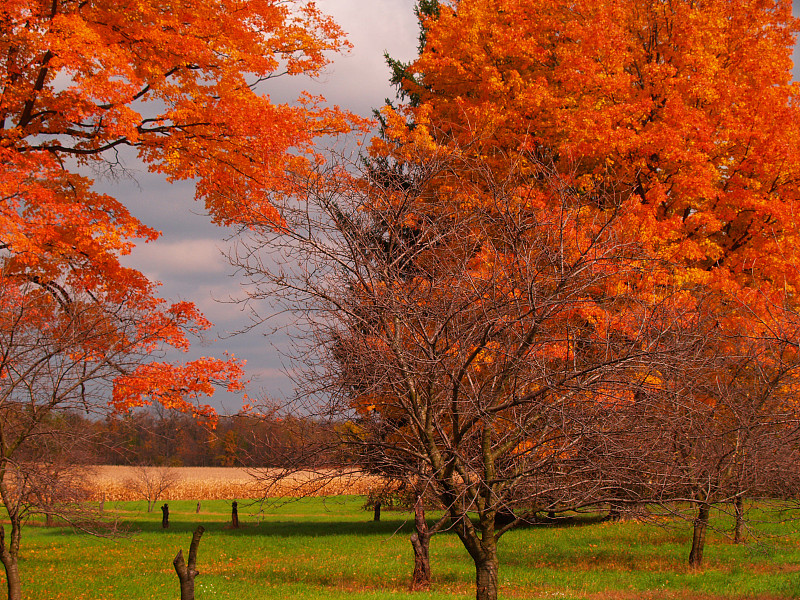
[362, 0, 800, 593]
[1, 0, 362, 411]
[386, 0, 800, 301]
[0, 1, 360, 597]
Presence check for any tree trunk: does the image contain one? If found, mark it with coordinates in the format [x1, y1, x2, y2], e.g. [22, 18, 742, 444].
[733, 496, 744, 544]
[173, 525, 205, 600]
[688, 503, 710, 567]
[409, 496, 431, 590]
[0, 524, 22, 600]
[475, 555, 499, 600]
[161, 503, 170, 528]
[373, 500, 381, 522]
[605, 502, 623, 522]
[231, 501, 239, 528]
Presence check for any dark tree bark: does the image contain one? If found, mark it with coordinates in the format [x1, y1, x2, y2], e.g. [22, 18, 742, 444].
[475, 554, 499, 600]
[733, 496, 745, 544]
[688, 503, 710, 567]
[454, 511, 501, 600]
[605, 504, 622, 522]
[196, 501, 201, 514]
[409, 496, 431, 591]
[0, 524, 22, 600]
[161, 503, 170, 529]
[173, 525, 205, 600]
[231, 501, 239, 528]
[373, 500, 381, 522]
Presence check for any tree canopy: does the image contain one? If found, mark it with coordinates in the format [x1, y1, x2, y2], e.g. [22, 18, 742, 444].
[384, 0, 800, 302]
[0, 2, 360, 597]
[1, 0, 363, 413]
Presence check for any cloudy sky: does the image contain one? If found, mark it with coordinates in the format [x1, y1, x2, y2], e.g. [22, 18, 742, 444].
[104, 1, 800, 414]
[103, 1, 420, 412]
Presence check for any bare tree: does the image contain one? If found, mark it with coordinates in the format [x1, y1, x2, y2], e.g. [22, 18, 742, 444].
[123, 465, 182, 512]
[0, 415, 110, 600]
[595, 300, 800, 567]
[683, 314, 800, 566]
[232, 146, 691, 600]
[0, 284, 139, 600]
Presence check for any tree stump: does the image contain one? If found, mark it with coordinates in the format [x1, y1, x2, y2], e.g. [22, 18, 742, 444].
[161, 503, 170, 529]
[231, 501, 239, 528]
[173, 525, 205, 600]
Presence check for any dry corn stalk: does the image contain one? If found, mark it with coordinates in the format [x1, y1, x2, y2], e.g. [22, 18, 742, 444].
[87, 466, 385, 500]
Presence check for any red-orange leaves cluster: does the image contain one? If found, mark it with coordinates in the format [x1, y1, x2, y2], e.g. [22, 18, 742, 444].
[112, 356, 247, 423]
[0, 148, 156, 298]
[2, 0, 363, 229]
[1, 0, 359, 417]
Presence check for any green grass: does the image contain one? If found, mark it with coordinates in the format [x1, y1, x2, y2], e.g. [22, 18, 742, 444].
[4, 498, 800, 600]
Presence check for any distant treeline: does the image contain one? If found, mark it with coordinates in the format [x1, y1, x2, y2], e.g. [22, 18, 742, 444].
[74, 409, 340, 467]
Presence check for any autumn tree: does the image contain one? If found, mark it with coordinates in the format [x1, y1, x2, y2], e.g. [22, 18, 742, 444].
[1, 1, 360, 597]
[231, 139, 699, 600]
[375, 0, 800, 579]
[1, 0, 361, 402]
[395, 0, 800, 290]
[384, 0, 800, 336]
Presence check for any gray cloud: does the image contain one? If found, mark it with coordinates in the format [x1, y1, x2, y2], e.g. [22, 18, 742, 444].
[96, 3, 419, 412]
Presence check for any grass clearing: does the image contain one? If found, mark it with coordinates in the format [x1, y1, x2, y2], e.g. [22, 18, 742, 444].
[4, 497, 800, 600]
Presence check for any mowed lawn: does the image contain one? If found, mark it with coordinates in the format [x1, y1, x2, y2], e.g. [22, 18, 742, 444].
[5, 497, 800, 600]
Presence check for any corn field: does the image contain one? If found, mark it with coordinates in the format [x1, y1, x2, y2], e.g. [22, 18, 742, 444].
[86, 466, 384, 501]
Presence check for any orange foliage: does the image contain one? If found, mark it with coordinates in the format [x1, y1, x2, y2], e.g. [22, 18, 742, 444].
[357, 0, 800, 469]
[111, 356, 247, 422]
[383, 0, 800, 304]
[1, 0, 360, 414]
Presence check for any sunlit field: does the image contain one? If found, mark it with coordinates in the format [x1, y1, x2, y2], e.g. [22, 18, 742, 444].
[87, 466, 383, 501]
[5, 496, 800, 600]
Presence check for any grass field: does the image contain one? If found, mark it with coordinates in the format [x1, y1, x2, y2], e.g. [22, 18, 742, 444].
[4, 496, 800, 600]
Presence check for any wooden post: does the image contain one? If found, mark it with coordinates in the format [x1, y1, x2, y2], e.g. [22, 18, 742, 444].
[173, 525, 205, 600]
[196, 501, 201, 514]
[161, 503, 170, 529]
[231, 501, 239, 528]
[373, 500, 381, 522]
